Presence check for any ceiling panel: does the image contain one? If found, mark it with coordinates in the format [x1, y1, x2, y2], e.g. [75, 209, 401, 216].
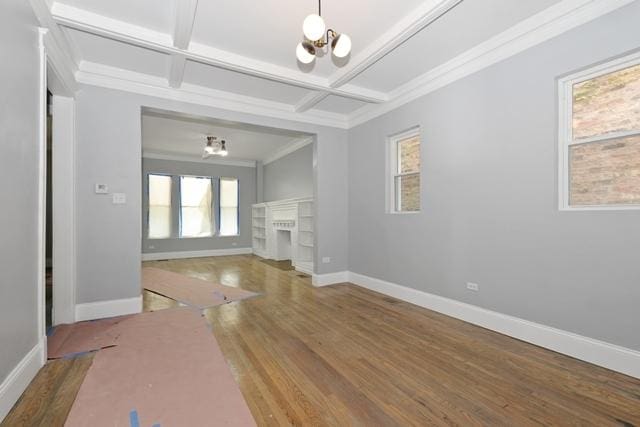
[142, 112, 310, 161]
[312, 95, 368, 114]
[182, 60, 311, 105]
[55, 0, 173, 33]
[190, 0, 426, 77]
[67, 28, 170, 77]
[351, 0, 562, 92]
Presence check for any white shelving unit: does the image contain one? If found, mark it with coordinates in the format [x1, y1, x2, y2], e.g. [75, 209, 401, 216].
[251, 204, 267, 258]
[251, 197, 314, 275]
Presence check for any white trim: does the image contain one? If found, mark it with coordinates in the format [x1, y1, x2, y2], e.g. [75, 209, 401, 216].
[262, 137, 314, 165]
[49, 2, 386, 105]
[0, 341, 45, 421]
[348, 0, 637, 128]
[75, 296, 142, 322]
[557, 50, 640, 211]
[51, 95, 77, 325]
[348, 272, 640, 379]
[168, 54, 187, 88]
[75, 61, 349, 129]
[312, 271, 349, 287]
[142, 150, 257, 168]
[171, 0, 198, 50]
[141, 247, 253, 261]
[37, 29, 48, 353]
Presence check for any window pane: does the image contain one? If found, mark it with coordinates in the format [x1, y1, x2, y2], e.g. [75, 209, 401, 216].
[572, 63, 640, 140]
[395, 174, 420, 212]
[398, 136, 420, 173]
[220, 178, 238, 236]
[180, 176, 212, 237]
[148, 175, 171, 239]
[569, 134, 640, 206]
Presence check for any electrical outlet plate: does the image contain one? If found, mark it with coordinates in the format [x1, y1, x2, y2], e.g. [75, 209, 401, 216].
[112, 193, 126, 204]
[466, 282, 479, 291]
[322, 257, 331, 264]
[95, 183, 108, 194]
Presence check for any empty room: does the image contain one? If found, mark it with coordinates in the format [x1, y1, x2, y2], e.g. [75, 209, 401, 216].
[1, 0, 639, 425]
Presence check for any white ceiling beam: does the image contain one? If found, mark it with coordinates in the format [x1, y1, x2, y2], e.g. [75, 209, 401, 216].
[49, 2, 387, 104]
[295, 92, 329, 113]
[296, 0, 462, 112]
[168, 0, 198, 87]
[168, 54, 187, 88]
[172, 0, 198, 50]
[329, 0, 462, 88]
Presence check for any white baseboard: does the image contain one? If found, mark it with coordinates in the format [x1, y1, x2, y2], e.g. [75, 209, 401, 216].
[0, 340, 45, 421]
[75, 295, 142, 321]
[312, 271, 349, 287]
[348, 272, 640, 379]
[141, 247, 252, 261]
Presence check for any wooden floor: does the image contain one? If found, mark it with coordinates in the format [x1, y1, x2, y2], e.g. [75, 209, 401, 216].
[4, 255, 640, 426]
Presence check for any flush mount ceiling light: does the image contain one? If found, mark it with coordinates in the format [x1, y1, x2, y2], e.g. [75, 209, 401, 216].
[203, 136, 228, 158]
[296, 0, 352, 64]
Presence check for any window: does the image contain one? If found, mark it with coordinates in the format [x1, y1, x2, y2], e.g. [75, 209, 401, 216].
[559, 53, 640, 210]
[179, 176, 213, 237]
[388, 128, 421, 212]
[219, 178, 239, 236]
[148, 174, 172, 239]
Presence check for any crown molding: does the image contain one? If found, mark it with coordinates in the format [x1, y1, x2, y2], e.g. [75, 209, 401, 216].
[348, 0, 637, 128]
[263, 137, 314, 165]
[49, 2, 386, 105]
[142, 150, 257, 168]
[76, 61, 350, 129]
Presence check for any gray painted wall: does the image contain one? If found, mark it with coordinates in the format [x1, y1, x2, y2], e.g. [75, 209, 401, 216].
[75, 85, 348, 303]
[348, 2, 640, 351]
[141, 158, 256, 253]
[263, 143, 313, 201]
[0, 0, 40, 382]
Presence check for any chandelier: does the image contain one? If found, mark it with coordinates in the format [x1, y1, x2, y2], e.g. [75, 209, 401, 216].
[203, 136, 228, 158]
[296, 0, 352, 64]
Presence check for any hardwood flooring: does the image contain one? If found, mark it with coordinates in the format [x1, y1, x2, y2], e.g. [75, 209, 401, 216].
[4, 254, 640, 426]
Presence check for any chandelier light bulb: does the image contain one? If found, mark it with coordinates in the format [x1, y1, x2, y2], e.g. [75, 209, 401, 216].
[331, 33, 351, 58]
[302, 14, 325, 41]
[296, 42, 316, 64]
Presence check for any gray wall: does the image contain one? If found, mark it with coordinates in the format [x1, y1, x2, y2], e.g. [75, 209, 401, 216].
[141, 158, 256, 253]
[0, 0, 41, 383]
[348, 2, 640, 351]
[75, 85, 348, 304]
[263, 143, 313, 201]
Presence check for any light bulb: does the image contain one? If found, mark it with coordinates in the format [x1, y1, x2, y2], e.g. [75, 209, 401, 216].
[302, 14, 325, 41]
[204, 146, 214, 154]
[331, 33, 351, 58]
[296, 42, 315, 64]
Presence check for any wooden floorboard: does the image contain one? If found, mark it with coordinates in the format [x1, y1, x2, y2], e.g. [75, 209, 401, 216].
[4, 254, 640, 426]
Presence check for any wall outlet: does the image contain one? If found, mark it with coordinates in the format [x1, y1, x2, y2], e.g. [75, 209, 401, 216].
[466, 282, 479, 291]
[95, 183, 108, 194]
[112, 193, 126, 204]
[322, 257, 331, 264]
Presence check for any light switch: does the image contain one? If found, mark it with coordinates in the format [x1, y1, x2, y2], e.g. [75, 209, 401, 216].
[112, 193, 126, 204]
[95, 183, 108, 194]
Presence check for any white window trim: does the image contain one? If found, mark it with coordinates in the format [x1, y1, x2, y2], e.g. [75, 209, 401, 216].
[386, 126, 421, 214]
[558, 51, 640, 211]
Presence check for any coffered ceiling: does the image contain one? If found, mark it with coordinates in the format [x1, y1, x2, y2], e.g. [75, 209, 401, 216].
[32, 0, 635, 128]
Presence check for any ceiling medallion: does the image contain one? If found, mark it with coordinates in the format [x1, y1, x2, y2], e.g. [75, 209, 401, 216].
[296, 0, 352, 64]
[203, 136, 228, 158]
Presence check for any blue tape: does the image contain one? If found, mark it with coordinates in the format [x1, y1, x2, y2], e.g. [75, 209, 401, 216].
[129, 410, 140, 427]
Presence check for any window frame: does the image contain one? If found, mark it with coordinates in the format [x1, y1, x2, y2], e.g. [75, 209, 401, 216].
[146, 173, 173, 240]
[178, 174, 216, 239]
[387, 126, 421, 214]
[558, 51, 640, 211]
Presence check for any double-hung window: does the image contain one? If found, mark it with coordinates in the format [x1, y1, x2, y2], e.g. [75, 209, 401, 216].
[219, 178, 239, 236]
[559, 53, 640, 210]
[388, 128, 421, 213]
[148, 174, 172, 239]
[179, 176, 213, 237]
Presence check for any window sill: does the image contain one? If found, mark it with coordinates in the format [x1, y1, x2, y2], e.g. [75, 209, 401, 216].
[387, 210, 421, 215]
[560, 205, 640, 212]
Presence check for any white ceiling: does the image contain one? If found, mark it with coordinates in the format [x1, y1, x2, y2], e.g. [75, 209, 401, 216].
[37, 0, 620, 126]
[141, 109, 311, 162]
